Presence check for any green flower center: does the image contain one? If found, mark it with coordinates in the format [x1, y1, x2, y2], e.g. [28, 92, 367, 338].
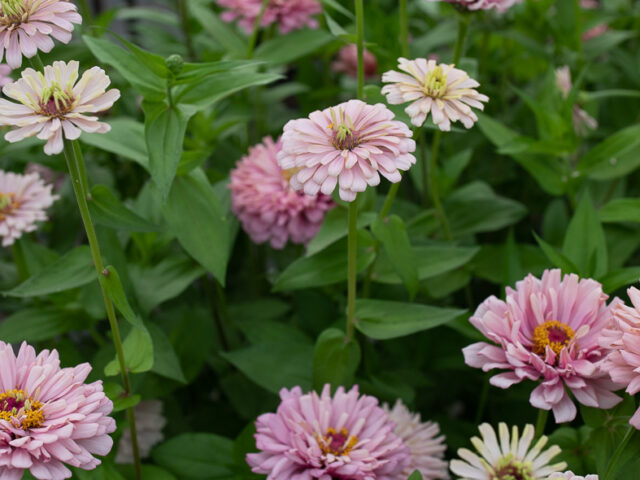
[40, 83, 74, 117]
[491, 454, 535, 480]
[423, 66, 448, 98]
[0, 0, 28, 23]
[328, 108, 359, 151]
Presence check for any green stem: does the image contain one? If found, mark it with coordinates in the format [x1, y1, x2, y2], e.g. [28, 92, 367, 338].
[62, 139, 142, 480]
[429, 131, 453, 240]
[355, 0, 365, 99]
[178, 0, 196, 60]
[77, 0, 94, 26]
[11, 239, 29, 282]
[474, 377, 490, 424]
[603, 426, 635, 480]
[452, 15, 470, 64]
[535, 408, 548, 438]
[247, 0, 270, 58]
[29, 53, 45, 72]
[346, 199, 358, 341]
[399, 0, 409, 57]
[420, 128, 428, 207]
[573, 0, 583, 67]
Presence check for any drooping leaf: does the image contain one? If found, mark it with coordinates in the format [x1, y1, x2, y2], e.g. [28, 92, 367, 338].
[148, 322, 186, 383]
[0, 308, 89, 342]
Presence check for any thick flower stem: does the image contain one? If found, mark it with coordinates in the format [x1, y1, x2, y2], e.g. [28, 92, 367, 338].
[355, 0, 365, 99]
[399, 0, 409, 57]
[604, 426, 635, 480]
[346, 199, 358, 341]
[453, 14, 470, 65]
[28, 53, 45, 72]
[11, 239, 29, 282]
[62, 139, 143, 480]
[178, 0, 195, 60]
[247, 0, 270, 58]
[534, 408, 548, 438]
[429, 131, 453, 241]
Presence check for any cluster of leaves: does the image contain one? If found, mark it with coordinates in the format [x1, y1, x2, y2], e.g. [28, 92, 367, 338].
[1, 0, 640, 478]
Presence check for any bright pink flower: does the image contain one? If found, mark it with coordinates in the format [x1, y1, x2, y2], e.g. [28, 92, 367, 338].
[550, 472, 599, 480]
[0, 169, 58, 247]
[600, 287, 640, 429]
[246, 384, 411, 480]
[463, 269, 623, 423]
[0, 0, 81, 69]
[426, 0, 522, 12]
[0, 64, 11, 87]
[229, 136, 334, 249]
[278, 99, 416, 202]
[217, 0, 321, 34]
[332, 45, 378, 80]
[0, 341, 115, 480]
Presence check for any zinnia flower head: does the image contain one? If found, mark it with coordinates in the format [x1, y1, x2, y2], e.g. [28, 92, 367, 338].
[217, 0, 321, 34]
[115, 400, 166, 464]
[463, 269, 623, 423]
[0, 341, 115, 480]
[383, 400, 449, 480]
[382, 58, 488, 131]
[426, 0, 522, 12]
[0, 169, 58, 247]
[600, 287, 640, 429]
[549, 472, 598, 480]
[246, 384, 411, 479]
[449, 423, 567, 480]
[0, 0, 81, 68]
[0, 60, 120, 155]
[332, 44, 378, 79]
[229, 136, 334, 249]
[278, 99, 416, 202]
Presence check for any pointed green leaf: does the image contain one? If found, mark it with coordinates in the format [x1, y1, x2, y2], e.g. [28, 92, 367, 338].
[0, 308, 89, 342]
[89, 185, 160, 232]
[533, 232, 579, 274]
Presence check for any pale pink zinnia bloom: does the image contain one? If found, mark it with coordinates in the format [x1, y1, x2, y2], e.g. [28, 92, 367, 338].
[229, 136, 334, 249]
[217, 0, 321, 34]
[549, 472, 599, 480]
[582, 24, 608, 41]
[332, 45, 378, 80]
[0, 63, 11, 87]
[0, 0, 82, 69]
[426, 0, 522, 12]
[278, 99, 416, 202]
[599, 287, 640, 429]
[0, 169, 58, 247]
[554, 66, 598, 136]
[449, 423, 566, 479]
[246, 384, 411, 480]
[115, 400, 166, 464]
[0, 60, 120, 155]
[0, 341, 115, 480]
[383, 400, 449, 480]
[463, 269, 623, 423]
[382, 58, 488, 131]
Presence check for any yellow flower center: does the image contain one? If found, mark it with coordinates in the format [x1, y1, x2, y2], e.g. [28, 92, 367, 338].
[40, 82, 74, 117]
[532, 320, 575, 356]
[0, 389, 44, 430]
[282, 167, 301, 182]
[490, 454, 535, 480]
[316, 427, 358, 456]
[0, 0, 29, 23]
[0, 191, 19, 221]
[423, 66, 448, 98]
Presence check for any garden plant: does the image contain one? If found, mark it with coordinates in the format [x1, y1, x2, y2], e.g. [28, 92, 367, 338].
[0, 0, 640, 479]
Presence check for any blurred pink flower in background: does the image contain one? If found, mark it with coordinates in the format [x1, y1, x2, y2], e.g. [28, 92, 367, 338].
[332, 45, 378, 79]
[580, 0, 599, 8]
[0, 64, 12, 87]
[0, 60, 120, 155]
[383, 400, 449, 480]
[550, 472, 599, 480]
[278, 99, 416, 202]
[217, 0, 321, 34]
[426, 0, 523, 12]
[247, 384, 410, 480]
[582, 24, 609, 41]
[0, 0, 82, 68]
[229, 136, 334, 249]
[463, 269, 623, 423]
[0, 169, 58, 247]
[554, 65, 598, 136]
[382, 58, 488, 130]
[0, 341, 115, 480]
[116, 400, 166, 464]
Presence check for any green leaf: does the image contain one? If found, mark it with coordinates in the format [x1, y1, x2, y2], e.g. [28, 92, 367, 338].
[254, 29, 334, 65]
[313, 328, 360, 390]
[600, 198, 640, 223]
[71, 463, 126, 480]
[306, 208, 376, 257]
[408, 471, 423, 480]
[354, 299, 465, 340]
[118, 465, 178, 480]
[163, 169, 231, 284]
[98, 265, 144, 328]
[600, 267, 640, 292]
[577, 124, 640, 175]
[83, 35, 165, 99]
[152, 433, 234, 479]
[188, 0, 246, 56]
[0, 308, 88, 342]
[148, 322, 187, 383]
[143, 101, 191, 201]
[105, 325, 154, 376]
[80, 118, 148, 169]
[89, 185, 160, 232]
[273, 230, 375, 292]
[533, 232, 579, 274]
[4, 246, 94, 297]
[371, 215, 419, 298]
[562, 192, 608, 278]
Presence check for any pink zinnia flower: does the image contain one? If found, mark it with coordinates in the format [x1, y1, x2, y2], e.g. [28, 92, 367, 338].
[278, 99, 416, 202]
[600, 287, 640, 429]
[550, 472, 599, 480]
[0, 60, 120, 155]
[246, 384, 411, 480]
[582, 24, 608, 41]
[115, 400, 166, 464]
[426, 0, 522, 12]
[0, 0, 82, 69]
[332, 45, 378, 80]
[0, 341, 115, 480]
[0, 169, 58, 247]
[382, 58, 488, 131]
[463, 269, 623, 423]
[383, 400, 449, 480]
[229, 136, 334, 249]
[217, 0, 321, 34]
[0, 63, 11, 87]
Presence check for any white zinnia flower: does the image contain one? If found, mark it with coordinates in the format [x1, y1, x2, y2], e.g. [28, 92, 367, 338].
[549, 472, 598, 480]
[449, 423, 567, 480]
